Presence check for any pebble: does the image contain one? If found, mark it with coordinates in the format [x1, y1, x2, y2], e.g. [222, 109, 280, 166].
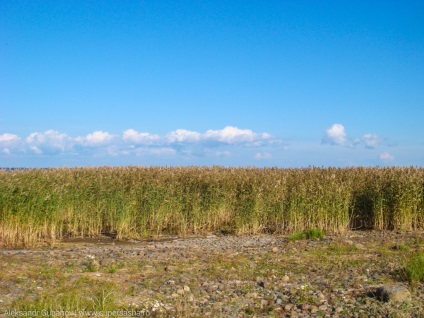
[281, 275, 290, 282]
[1, 231, 423, 317]
[100, 258, 115, 266]
[335, 306, 343, 313]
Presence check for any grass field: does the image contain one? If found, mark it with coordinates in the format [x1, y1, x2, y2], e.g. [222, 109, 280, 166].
[0, 166, 423, 247]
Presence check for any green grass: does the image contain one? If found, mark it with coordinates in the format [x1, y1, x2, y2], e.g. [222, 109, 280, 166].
[107, 264, 118, 274]
[304, 228, 325, 240]
[289, 228, 325, 241]
[0, 166, 423, 247]
[10, 278, 118, 312]
[405, 252, 424, 283]
[289, 231, 305, 241]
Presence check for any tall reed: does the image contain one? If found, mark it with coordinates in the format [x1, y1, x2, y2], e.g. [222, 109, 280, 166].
[0, 166, 423, 247]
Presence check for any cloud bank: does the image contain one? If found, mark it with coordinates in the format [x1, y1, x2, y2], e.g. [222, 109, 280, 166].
[0, 126, 278, 159]
[1, 125, 401, 166]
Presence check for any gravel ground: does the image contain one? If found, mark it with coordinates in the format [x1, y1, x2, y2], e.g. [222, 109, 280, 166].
[0, 231, 423, 317]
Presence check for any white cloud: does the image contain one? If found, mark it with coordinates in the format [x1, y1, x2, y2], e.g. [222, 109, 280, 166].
[255, 152, 272, 160]
[1, 126, 279, 160]
[0, 133, 21, 154]
[380, 152, 394, 162]
[133, 147, 177, 156]
[204, 126, 271, 145]
[122, 129, 160, 145]
[0, 133, 20, 145]
[167, 129, 201, 143]
[76, 131, 115, 147]
[323, 124, 348, 146]
[362, 134, 380, 148]
[1, 148, 11, 155]
[147, 148, 176, 156]
[355, 134, 383, 149]
[323, 124, 384, 150]
[166, 126, 273, 146]
[25, 130, 74, 155]
[216, 150, 231, 157]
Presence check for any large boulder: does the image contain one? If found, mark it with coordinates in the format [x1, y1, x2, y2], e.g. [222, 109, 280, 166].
[376, 285, 411, 303]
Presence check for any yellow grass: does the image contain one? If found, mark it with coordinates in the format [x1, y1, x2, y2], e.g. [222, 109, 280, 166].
[0, 166, 423, 247]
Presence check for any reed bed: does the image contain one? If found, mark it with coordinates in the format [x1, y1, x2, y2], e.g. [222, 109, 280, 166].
[0, 166, 423, 247]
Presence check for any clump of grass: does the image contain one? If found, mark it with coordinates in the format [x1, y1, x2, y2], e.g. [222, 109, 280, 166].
[107, 264, 118, 274]
[289, 228, 325, 241]
[289, 231, 305, 241]
[86, 259, 100, 272]
[304, 228, 325, 240]
[405, 252, 424, 283]
[11, 277, 117, 312]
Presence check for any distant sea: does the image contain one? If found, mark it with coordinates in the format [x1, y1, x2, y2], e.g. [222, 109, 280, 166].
[0, 167, 47, 171]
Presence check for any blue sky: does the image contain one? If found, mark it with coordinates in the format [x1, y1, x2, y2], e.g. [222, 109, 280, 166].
[1, 1, 423, 167]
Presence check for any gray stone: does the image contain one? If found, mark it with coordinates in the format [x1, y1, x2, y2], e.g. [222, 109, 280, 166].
[99, 258, 115, 266]
[376, 285, 411, 303]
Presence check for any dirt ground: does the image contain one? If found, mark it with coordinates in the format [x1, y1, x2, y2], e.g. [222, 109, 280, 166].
[1, 231, 423, 317]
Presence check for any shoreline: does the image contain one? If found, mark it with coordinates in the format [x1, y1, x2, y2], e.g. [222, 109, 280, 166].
[1, 230, 423, 317]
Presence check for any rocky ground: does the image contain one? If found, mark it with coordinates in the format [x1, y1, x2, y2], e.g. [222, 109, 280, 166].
[0, 231, 423, 317]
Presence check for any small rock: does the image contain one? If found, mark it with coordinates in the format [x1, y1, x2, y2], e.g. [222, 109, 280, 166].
[177, 288, 185, 295]
[100, 258, 115, 266]
[281, 275, 290, 283]
[246, 292, 258, 299]
[184, 285, 190, 292]
[164, 265, 177, 272]
[256, 277, 265, 288]
[376, 285, 411, 303]
[284, 304, 293, 311]
[310, 306, 318, 314]
[272, 247, 279, 253]
[335, 306, 343, 313]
